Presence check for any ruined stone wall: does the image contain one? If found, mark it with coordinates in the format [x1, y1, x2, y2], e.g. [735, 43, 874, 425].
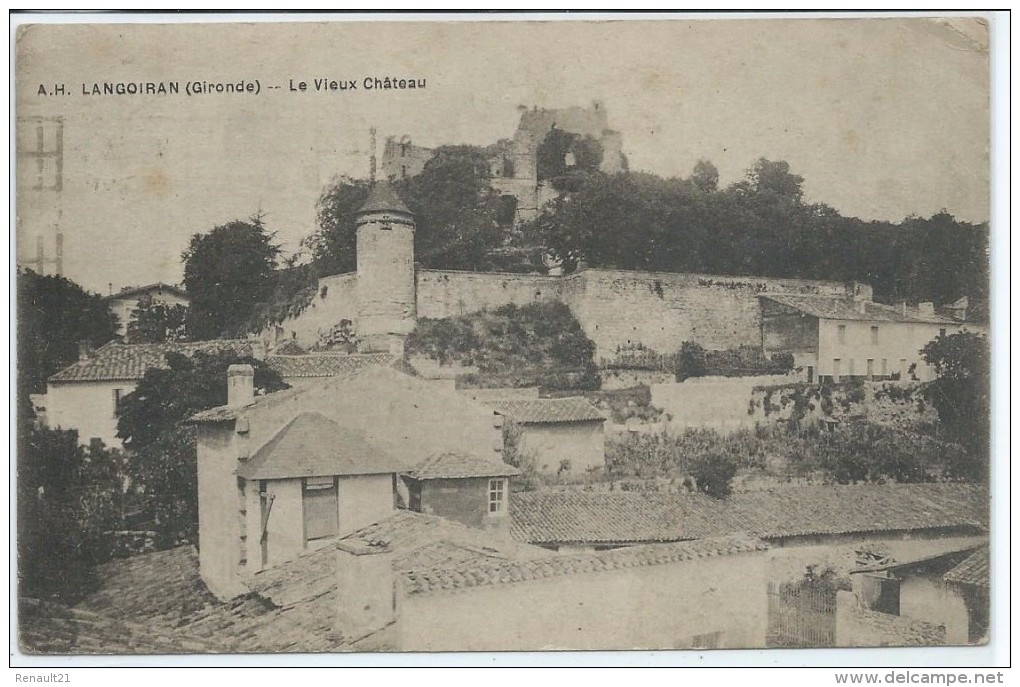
[415, 269, 567, 319]
[268, 272, 358, 348]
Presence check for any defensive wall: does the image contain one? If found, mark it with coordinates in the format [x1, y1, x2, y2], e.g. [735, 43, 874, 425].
[268, 267, 867, 359]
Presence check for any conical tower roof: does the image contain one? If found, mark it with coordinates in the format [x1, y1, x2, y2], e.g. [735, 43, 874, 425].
[357, 181, 413, 217]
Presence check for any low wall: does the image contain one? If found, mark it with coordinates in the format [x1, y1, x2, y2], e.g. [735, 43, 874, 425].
[651, 375, 795, 434]
[397, 548, 768, 651]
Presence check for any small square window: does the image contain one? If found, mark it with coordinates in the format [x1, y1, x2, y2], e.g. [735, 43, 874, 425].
[488, 479, 506, 516]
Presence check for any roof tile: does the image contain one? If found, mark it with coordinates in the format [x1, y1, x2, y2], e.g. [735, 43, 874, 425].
[487, 397, 606, 424]
[761, 295, 958, 325]
[404, 452, 519, 480]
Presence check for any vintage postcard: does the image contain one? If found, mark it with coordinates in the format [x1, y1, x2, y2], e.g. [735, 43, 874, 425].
[13, 14, 996, 659]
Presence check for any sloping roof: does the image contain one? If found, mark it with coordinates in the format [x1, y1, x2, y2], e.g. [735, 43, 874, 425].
[487, 397, 606, 424]
[236, 412, 403, 479]
[404, 452, 520, 480]
[357, 181, 412, 216]
[511, 483, 988, 545]
[944, 546, 990, 589]
[18, 598, 220, 655]
[51, 546, 353, 653]
[49, 340, 251, 383]
[510, 491, 738, 544]
[401, 535, 768, 597]
[251, 510, 554, 609]
[265, 352, 392, 378]
[761, 295, 958, 325]
[103, 282, 188, 302]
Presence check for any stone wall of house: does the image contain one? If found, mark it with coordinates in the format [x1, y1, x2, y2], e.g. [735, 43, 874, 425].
[519, 421, 606, 475]
[46, 379, 134, 448]
[396, 548, 768, 651]
[835, 590, 946, 647]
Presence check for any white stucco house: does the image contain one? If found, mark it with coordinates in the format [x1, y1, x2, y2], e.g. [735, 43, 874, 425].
[759, 295, 968, 383]
[103, 282, 190, 339]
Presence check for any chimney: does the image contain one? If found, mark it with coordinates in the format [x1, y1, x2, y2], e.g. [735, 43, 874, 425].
[227, 364, 255, 408]
[900, 302, 908, 317]
[78, 340, 93, 361]
[335, 539, 397, 639]
[857, 300, 867, 314]
[918, 302, 935, 318]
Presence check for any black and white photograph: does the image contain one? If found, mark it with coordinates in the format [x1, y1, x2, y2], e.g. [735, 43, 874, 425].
[11, 12, 1002, 665]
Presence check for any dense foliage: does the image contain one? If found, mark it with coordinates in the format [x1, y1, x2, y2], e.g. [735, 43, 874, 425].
[17, 426, 125, 602]
[182, 216, 281, 339]
[604, 421, 973, 487]
[522, 159, 988, 307]
[17, 269, 118, 394]
[116, 350, 288, 546]
[244, 262, 321, 333]
[921, 331, 990, 478]
[536, 129, 604, 191]
[405, 302, 599, 391]
[125, 294, 189, 343]
[309, 146, 513, 275]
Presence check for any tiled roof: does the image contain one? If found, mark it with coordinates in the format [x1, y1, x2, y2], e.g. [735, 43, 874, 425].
[487, 397, 606, 424]
[761, 295, 958, 325]
[250, 511, 553, 609]
[236, 412, 404, 479]
[401, 535, 769, 596]
[404, 452, 520, 480]
[944, 546, 989, 589]
[39, 546, 361, 653]
[49, 340, 251, 382]
[18, 598, 219, 655]
[357, 181, 412, 216]
[265, 352, 393, 378]
[511, 483, 988, 545]
[103, 282, 188, 302]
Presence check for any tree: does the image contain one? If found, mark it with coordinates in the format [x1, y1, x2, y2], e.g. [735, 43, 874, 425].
[311, 146, 507, 275]
[745, 157, 804, 200]
[17, 269, 119, 395]
[690, 159, 719, 193]
[921, 331, 990, 479]
[116, 350, 288, 545]
[307, 177, 372, 275]
[689, 451, 737, 498]
[17, 426, 126, 602]
[182, 216, 280, 339]
[125, 294, 189, 343]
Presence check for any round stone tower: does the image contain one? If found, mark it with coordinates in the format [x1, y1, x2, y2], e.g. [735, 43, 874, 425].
[355, 181, 417, 353]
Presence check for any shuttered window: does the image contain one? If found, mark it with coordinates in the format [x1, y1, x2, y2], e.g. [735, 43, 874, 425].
[303, 476, 338, 542]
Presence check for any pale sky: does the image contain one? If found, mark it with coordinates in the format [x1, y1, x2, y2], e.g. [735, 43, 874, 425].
[14, 16, 991, 294]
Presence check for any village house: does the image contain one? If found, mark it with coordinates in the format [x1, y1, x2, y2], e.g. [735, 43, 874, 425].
[839, 543, 988, 646]
[42, 339, 393, 448]
[484, 396, 607, 475]
[103, 282, 189, 339]
[759, 294, 966, 384]
[188, 363, 507, 598]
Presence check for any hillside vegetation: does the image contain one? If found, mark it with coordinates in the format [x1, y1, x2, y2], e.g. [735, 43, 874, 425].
[405, 302, 599, 391]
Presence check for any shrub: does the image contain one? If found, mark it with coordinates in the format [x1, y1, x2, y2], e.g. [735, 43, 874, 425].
[690, 451, 737, 498]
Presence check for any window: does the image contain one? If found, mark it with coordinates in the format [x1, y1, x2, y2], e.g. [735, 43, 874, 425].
[832, 358, 841, 381]
[303, 476, 339, 543]
[488, 478, 505, 516]
[881, 359, 888, 377]
[939, 328, 947, 337]
[837, 324, 847, 344]
[112, 388, 124, 415]
[866, 359, 874, 380]
[871, 326, 879, 344]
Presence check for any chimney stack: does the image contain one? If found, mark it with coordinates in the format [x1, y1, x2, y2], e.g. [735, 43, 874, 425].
[78, 340, 93, 361]
[227, 364, 255, 408]
[918, 302, 935, 318]
[335, 540, 397, 639]
[900, 302, 908, 317]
